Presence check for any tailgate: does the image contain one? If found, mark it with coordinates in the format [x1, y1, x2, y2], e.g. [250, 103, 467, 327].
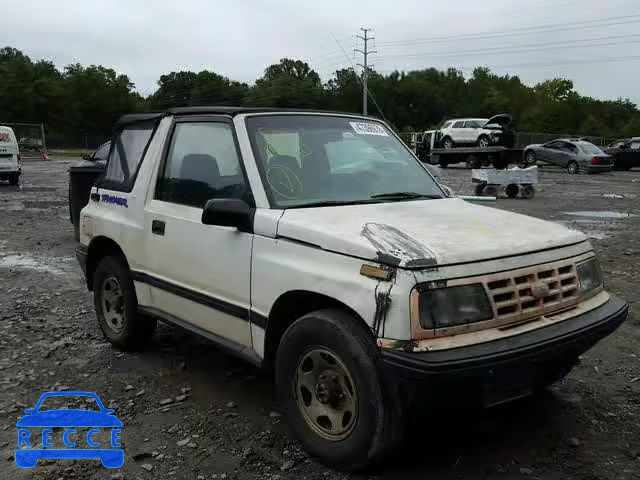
[0, 153, 18, 170]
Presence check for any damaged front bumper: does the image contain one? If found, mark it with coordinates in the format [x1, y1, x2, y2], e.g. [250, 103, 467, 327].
[381, 294, 628, 406]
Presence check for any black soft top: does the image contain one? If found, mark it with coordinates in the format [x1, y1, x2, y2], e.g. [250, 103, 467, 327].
[114, 107, 371, 130]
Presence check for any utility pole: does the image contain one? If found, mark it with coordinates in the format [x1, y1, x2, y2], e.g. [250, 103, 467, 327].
[355, 28, 376, 115]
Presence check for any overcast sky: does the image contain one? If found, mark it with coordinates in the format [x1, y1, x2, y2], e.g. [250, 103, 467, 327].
[4, 0, 639, 104]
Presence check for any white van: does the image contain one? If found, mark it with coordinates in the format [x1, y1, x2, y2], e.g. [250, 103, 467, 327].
[0, 126, 21, 185]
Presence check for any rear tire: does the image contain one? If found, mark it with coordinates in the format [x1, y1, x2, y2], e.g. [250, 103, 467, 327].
[521, 184, 535, 199]
[442, 137, 453, 150]
[9, 173, 19, 185]
[567, 161, 579, 174]
[275, 309, 402, 471]
[93, 254, 156, 349]
[505, 184, 519, 198]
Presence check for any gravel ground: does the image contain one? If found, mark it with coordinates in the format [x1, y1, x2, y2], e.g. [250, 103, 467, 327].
[0, 159, 638, 480]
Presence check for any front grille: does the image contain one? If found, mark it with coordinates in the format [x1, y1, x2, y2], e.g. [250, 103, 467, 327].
[484, 259, 580, 323]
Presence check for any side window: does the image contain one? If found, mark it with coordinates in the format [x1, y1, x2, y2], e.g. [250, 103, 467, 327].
[545, 141, 561, 150]
[94, 142, 110, 161]
[452, 120, 465, 128]
[566, 143, 578, 154]
[103, 123, 155, 188]
[156, 122, 249, 208]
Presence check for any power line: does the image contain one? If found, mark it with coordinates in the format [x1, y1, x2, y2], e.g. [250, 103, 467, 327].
[375, 37, 640, 62]
[376, 15, 640, 47]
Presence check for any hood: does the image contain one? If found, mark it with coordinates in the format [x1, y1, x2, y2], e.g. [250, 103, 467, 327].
[277, 198, 586, 268]
[483, 114, 512, 129]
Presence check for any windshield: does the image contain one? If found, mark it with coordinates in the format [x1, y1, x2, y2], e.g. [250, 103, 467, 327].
[37, 395, 100, 412]
[246, 115, 443, 208]
[578, 142, 605, 155]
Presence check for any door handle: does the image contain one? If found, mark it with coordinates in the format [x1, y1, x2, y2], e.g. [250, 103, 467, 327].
[151, 220, 165, 236]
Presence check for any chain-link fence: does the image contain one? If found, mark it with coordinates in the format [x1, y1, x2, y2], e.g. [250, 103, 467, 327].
[46, 132, 110, 151]
[0, 122, 47, 158]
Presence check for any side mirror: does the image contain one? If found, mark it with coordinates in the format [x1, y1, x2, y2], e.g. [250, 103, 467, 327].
[82, 154, 92, 161]
[201, 199, 254, 233]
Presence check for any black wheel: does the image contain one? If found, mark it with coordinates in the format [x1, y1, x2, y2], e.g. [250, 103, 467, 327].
[9, 174, 19, 185]
[275, 309, 401, 471]
[483, 185, 498, 197]
[93, 254, 156, 349]
[477, 135, 490, 148]
[521, 184, 535, 199]
[439, 158, 449, 168]
[505, 184, 519, 198]
[442, 137, 453, 150]
[474, 183, 486, 196]
[567, 161, 579, 174]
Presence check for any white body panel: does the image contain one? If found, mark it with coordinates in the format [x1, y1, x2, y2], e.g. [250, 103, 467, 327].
[0, 126, 20, 174]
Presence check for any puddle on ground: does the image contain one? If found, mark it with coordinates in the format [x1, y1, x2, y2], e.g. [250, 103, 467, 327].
[0, 253, 74, 274]
[556, 221, 609, 240]
[0, 201, 24, 211]
[563, 211, 636, 219]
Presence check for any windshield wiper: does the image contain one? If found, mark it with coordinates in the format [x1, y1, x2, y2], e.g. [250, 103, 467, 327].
[291, 199, 383, 209]
[370, 192, 442, 200]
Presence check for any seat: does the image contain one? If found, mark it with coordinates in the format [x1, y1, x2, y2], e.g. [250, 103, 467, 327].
[180, 154, 220, 187]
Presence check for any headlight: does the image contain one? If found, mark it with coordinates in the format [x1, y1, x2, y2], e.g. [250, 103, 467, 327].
[418, 284, 493, 330]
[577, 257, 602, 293]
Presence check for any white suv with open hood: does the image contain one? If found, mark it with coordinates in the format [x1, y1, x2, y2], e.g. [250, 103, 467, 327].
[75, 108, 627, 471]
[439, 114, 512, 149]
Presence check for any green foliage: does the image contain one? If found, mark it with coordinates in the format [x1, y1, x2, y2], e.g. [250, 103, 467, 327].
[0, 46, 638, 147]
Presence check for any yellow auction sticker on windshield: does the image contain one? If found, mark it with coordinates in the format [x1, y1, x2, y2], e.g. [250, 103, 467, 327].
[349, 122, 388, 136]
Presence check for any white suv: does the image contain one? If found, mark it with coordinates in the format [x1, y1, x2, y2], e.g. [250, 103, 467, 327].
[75, 107, 627, 471]
[439, 114, 511, 149]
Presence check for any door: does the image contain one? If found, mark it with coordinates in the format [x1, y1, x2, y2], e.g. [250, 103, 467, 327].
[540, 141, 567, 166]
[142, 117, 254, 348]
[450, 120, 466, 143]
[463, 120, 482, 143]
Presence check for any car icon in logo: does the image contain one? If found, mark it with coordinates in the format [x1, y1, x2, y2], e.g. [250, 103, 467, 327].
[15, 391, 123, 468]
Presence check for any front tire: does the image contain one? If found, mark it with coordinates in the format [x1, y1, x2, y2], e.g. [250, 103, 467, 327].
[9, 173, 19, 185]
[477, 135, 490, 148]
[93, 254, 156, 349]
[275, 309, 401, 471]
[442, 137, 453, 150]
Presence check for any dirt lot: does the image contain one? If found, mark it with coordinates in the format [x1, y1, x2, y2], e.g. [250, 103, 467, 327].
[0, 159, 638, 480]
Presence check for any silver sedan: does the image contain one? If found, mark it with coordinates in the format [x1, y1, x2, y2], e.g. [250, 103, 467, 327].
[524, 139, 613, 174]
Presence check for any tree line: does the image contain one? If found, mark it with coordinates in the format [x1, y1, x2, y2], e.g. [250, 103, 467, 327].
[1, 46, 638, 148]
